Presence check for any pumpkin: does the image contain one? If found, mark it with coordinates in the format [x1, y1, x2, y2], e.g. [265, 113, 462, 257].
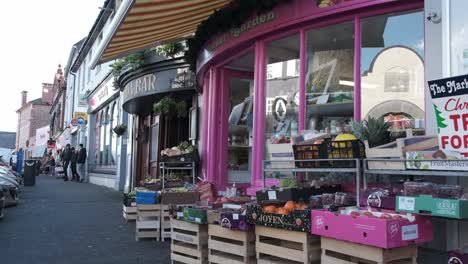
[283, 201, 297, 212]
[276, 208, 289, 215]
[263, 205, 277, 214]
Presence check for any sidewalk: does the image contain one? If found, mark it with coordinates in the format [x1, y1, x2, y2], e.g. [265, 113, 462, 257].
[0, 175, 170, 264]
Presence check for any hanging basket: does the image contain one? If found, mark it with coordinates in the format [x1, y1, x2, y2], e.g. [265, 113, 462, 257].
[113, 124, 127, 136]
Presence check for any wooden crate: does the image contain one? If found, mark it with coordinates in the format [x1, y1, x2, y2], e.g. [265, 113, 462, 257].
[161, 205, 172, 241]
[208, 224, 256, 264]
[123, 205, 137, 221]
[255, 226, 320, 264]
[136, 204, 164, 241]
[171, 218, 208, 264]
[321, 237, 417, 264]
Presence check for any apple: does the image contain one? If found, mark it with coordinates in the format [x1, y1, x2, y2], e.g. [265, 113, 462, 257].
[361, 211, 375, 218]
[392, 215, 403, 220]
[379, 213, 392, 219]
[350, 211, 360, 217]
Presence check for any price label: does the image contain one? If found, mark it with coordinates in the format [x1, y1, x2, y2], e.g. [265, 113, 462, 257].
[195, 217, 201, 223]
[233, 214, 239, 220]
[398, 197, 416, 211]
[176, 212, 183, 217]
[402, 224, 418, 240]
[268, 191, 277, 200]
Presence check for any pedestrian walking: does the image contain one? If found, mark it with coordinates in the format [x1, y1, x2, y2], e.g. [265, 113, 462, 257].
[77, 144, 87, 183]
[62, 144, 72, 181]
[70, 148, 78, 181]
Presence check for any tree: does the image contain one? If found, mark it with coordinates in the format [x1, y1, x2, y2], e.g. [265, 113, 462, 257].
[434, 104, 448, 132]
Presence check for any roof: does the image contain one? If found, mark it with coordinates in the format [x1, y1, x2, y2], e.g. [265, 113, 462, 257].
[70, 0, 115, 73]
[0, 132, 16, 149]
[64, 38, 86, 77]
[16, 98, 50, 113]
[90, 0, 231, 67]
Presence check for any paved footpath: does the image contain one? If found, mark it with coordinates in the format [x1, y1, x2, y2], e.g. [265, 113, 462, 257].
[0, 175, 170, 264]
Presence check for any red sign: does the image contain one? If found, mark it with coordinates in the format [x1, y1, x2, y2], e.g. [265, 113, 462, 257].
[70, 119, 78, 126]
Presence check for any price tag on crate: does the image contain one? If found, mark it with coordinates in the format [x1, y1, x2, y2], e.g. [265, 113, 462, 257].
[398, 197, 416, 211]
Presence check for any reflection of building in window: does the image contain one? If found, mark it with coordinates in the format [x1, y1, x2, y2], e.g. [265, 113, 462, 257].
[384, 66, 409, 92]
[361, 46, 424, 125]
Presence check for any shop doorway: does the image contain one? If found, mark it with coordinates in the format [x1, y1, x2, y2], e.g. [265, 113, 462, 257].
[221, 50, 255, 188]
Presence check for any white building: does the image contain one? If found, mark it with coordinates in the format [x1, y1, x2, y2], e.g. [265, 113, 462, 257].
[68, 0, 127, 191]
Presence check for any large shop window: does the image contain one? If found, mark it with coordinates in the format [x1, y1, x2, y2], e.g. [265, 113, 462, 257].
[265, 34, 300, 161]
[94, 100, 119, 169]
[361, 11, 424, 132]
[306, 22, 355, 133]
[226, 51, 255, 183]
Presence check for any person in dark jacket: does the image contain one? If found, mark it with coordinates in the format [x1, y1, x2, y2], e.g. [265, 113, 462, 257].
[77, 144, 87, 183]
[70, 148, 78, 181]
[62, 144, 72, 181]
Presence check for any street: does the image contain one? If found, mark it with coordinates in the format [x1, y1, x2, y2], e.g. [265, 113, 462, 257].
[0, 176, 170, 264]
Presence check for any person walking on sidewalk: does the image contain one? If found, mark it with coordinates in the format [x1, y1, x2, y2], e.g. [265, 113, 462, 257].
[70, 148, 78, 181]
[62, 144, 72, 181]
[77, 144, 87, 183]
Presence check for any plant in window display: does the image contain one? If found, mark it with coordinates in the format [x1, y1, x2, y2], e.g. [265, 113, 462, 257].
[153, 97, 188, 118]
[112, 124, 127, 136]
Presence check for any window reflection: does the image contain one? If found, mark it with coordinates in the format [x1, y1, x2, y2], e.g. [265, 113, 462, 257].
[306, 22, 355, 133]
[361, 11, 425, 132]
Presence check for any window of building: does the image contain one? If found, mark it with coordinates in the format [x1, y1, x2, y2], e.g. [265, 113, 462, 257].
[87, 50, 92, 82]
[94, 112, 100, 166]
[264, 34, 300, 159]
[110, 102, 118, 166]
[306, 22, 355, 133]
[361, 11, 424, 132]
[100, 108, 107, 165]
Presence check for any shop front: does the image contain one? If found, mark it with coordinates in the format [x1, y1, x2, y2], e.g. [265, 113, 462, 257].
[87, 75, 125, 190]
[196, 0, 425, 192]
[118, 55, 197, 189]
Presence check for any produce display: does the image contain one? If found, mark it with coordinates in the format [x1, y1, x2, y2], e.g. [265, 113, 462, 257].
[404, 181, 465, 199]
[359, 186, 403, 209]
[311, 207, 433, 248]
[246, 201, 311, 232]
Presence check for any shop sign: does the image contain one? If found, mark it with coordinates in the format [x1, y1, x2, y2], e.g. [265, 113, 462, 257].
[88, 77, 118, 112]
[428, 74, 468, 156]
[74, 112, 88, 125]
[123, 68, 194, 105]
[207, 11, 276, 51]
[35, 126, 50, 146]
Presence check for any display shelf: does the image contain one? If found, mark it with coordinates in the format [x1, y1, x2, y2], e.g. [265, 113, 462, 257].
[262, 158, 361, 206]
[159, 161, 196, 189]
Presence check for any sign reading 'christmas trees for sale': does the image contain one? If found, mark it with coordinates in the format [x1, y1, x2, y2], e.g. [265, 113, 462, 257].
[428, 74, 468, 157]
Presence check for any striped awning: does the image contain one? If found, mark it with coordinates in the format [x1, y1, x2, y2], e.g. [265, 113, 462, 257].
[93, 0, 231, 66]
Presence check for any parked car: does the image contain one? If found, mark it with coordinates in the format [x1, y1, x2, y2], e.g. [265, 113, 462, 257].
[0, 186, 4, 219]
[0, 168, 19, 207]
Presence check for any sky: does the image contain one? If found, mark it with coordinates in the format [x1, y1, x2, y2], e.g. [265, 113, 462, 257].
[0, 0, 103, 132]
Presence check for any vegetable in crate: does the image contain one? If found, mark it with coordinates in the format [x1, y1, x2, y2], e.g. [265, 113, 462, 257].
[321, 193, 335, 206]
[403, 182, 436, 196]
[436, 184, 464, 199]
[280, 178, 298, 188]
[334, 192, 355, 206]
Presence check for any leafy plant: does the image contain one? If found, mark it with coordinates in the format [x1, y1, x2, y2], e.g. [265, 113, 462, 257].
[185, 0, 292, 72]
[153, 97, 187, 118]
[177, 141, 195, 153]
[113, 124, 127, 136]
[156, 42, 185, 58]
[110, 52, 145, 89]
[350, 117, 390, 148]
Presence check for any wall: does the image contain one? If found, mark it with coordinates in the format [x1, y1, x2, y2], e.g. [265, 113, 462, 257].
[30, 104, 52, 140]
[16, 105, 32, 150]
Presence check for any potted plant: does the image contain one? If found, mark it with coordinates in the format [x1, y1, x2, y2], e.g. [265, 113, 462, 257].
[113, 124, 127, 136]
[153, 97, 187, 118]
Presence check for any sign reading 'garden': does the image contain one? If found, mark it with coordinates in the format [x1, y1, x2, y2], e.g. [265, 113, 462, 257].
[428, 74, 468, 156]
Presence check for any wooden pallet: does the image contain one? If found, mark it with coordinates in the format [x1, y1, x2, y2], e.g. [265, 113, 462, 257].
[320, 237, 417, 264]
[161, 205, 171, 241]
[208, 224, 256, 264]
[123, 205, 137, 221]
[136, 204, 165, 241]
[255, 226, 320, 264]
[171, 219, 208, 264]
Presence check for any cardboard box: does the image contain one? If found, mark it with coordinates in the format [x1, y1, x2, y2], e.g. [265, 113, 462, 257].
[220, 211, 254, 231]
[406, 150, 468, 171]
[246, 204, 311, 232]
[161, 191, 200, 205]
[311, 208, 433, 249]
[359, 192, 396, 210]
[183, 207, 208, 224]
[396, 195, 468, 219]
[267, 143, 295, 168]
[207, 209, 220, 224]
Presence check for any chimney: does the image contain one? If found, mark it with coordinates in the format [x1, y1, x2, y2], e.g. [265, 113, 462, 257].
[21, 91, 27, 107]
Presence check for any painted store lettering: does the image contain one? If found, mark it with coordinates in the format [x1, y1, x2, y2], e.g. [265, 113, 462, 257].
[445, 97, 468, 112]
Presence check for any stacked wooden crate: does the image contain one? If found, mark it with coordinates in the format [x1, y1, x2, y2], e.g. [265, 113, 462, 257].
[171, 218, 208, 264]
[136, 204, 164, 241]
[208, 224, 256, 264]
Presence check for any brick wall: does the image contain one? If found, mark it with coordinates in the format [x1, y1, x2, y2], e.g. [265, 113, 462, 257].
[41, 83, 55, 105]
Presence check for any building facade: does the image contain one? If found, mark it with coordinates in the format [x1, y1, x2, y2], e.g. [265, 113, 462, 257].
[16, 83, 56, 158]
[69, 0, 127, 190]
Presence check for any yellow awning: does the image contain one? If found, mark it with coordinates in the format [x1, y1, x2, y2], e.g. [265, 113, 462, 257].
[92, 0, 231, 66]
